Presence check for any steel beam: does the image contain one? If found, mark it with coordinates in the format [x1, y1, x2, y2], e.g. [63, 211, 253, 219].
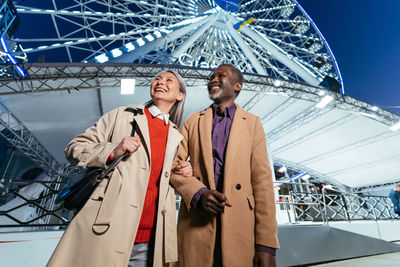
[0, 101, 63, 176]
[0, 63, 398, 126]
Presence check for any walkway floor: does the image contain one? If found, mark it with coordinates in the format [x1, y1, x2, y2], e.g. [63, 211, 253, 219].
[309, 251, 400, 267]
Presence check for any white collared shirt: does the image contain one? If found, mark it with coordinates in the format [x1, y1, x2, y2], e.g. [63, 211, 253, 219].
[148, 104, 170, 125]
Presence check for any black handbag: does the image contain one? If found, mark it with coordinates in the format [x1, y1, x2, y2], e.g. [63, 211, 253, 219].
[56, 118, 137, 212]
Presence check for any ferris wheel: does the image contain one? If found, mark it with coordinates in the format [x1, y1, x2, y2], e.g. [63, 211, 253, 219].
[11, 0, 343, 92]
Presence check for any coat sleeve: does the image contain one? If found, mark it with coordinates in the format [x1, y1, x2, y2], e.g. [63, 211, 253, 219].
[170, 115, 207, 210]
[251, 117, 280, 249]
[64, 108, 121, 169]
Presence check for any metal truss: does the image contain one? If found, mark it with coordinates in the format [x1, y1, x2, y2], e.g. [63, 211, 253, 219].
[0, 100, 69, 226]
[273, 157, 345, 188]
[0, 0, 17, 38]
[0, 101, 64, 176]
[0, 63, 397, 131]
[354, 180, 400, 193]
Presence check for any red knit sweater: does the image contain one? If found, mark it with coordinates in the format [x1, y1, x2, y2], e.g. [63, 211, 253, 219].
[135, 108, 169, 243]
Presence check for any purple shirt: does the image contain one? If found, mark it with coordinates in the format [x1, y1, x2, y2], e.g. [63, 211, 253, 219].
[212, 103, 236, 191]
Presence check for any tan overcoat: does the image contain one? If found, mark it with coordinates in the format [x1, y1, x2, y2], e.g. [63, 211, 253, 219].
[170, 104, 279, 267]
[48, 105, 182, 267]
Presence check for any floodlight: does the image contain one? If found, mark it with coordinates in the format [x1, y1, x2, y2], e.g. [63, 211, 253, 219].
[273, 79, 282, 87]
[390, 122, 400, 132]
[359, 112, 377, 119]
[121, 79, 136, 95]
[316, 95, 333, 109]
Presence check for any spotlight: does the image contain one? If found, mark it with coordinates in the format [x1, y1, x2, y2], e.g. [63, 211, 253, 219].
[316, 95, 333, 109]
[390, 122, 400, 132]
[273, 79, 282, 87]
[121, 79, 135, 95]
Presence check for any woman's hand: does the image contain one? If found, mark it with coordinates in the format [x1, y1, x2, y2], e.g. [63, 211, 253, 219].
[111, 136, 141, 159]
[173, 161, 193, 177]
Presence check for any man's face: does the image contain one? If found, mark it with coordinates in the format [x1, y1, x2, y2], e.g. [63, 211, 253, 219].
[207, 66, 242, 104]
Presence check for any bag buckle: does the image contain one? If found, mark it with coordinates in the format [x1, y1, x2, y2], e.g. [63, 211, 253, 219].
[92, 176, 102, 185]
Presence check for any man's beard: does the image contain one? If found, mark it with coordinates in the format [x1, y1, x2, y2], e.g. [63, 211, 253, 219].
[208, 87, 222, 101]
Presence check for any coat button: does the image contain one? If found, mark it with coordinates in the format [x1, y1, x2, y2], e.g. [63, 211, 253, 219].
[165, 171, 169, 178]
[161, 209, 166, 215]
[235, 184, 241, 190]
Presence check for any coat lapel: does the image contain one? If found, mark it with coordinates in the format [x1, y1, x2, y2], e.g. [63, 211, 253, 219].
[199, 107, 215, 190]
[224, 105, 247, 181]
[162, 124, 183, 172]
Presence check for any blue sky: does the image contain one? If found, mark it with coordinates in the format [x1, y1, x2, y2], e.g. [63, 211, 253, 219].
[298, 0, 400, 115]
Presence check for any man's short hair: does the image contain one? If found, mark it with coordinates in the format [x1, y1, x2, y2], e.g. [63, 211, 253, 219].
[217, 64, 243, 84]
[215, 64, 243, 97]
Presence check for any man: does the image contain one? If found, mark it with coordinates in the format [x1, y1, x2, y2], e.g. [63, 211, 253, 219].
[171, 64, 279, 267]
[389, 184, 400, 215]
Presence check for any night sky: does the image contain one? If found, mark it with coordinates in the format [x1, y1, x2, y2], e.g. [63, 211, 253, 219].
[298, 0, 400, 115]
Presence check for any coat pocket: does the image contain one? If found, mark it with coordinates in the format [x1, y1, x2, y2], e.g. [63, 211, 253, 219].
[247, 195, 255, 210]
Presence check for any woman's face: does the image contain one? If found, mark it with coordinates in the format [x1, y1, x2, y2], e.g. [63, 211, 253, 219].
[150, 72, 184, 105]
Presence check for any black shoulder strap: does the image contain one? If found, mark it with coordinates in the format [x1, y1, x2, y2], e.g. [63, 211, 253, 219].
[100, 111, 137, 178]
[131, 108, 138, 137]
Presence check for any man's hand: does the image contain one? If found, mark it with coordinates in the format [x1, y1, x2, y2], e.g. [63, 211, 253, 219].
[172, 161, 193, 177]
[111, 136, 141, 159]
[253, 252, 276, 267]
[200, 190, 232, 214]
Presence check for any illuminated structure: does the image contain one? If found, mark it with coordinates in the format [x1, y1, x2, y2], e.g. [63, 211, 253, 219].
[12, 0, 343, 92]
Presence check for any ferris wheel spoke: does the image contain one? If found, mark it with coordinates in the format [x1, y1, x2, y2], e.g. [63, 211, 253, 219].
[227, 14, 319, 85]
[171, 14, 217, 60]
[221, 21, 266, 75]
[112, 15, 209, 63]
[237, 4, 296, 17]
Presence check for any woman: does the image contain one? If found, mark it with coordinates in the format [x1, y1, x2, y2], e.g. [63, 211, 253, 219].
[48, 70, 190, 267]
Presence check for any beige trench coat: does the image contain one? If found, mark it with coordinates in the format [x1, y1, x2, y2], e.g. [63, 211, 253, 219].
[170, 104, 279, 267]
[48, 105, 182, 267]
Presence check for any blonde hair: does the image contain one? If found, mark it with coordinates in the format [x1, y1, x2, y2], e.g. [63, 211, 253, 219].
[146, 70, 187, 127]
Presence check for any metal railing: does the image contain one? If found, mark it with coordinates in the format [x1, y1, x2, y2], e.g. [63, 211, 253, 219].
[0, 173, 69, 231]
[275, 181, 398, 224]
[0, 179, 398, 231]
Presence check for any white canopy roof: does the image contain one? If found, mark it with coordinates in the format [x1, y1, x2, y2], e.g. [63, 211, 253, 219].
[0, 64, 399, 189]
